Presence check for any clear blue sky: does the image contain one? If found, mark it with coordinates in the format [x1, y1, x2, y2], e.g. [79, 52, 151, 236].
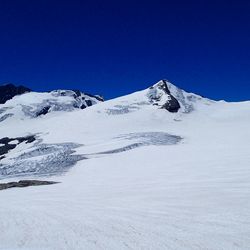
[0, 0, 249, 101]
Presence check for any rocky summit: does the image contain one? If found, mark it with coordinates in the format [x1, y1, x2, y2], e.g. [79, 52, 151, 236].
[0, 84, 31, 104]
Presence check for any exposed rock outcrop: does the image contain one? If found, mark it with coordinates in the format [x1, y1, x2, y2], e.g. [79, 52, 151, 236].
[0, 84, 31, 104]
[0, 136, 36, 158]
[0, 180, 58, 190]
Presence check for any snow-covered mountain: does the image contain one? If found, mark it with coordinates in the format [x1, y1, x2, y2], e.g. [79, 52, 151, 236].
[0, 80, 250, 250]
[0, 83, 103, 122]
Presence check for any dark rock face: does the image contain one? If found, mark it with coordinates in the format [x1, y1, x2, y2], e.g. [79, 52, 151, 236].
[158, 80, 181, 113]
[0, 136, 36, 158]
[85, 100, 93, 107]
[162, 97, 181, 112]
[36, 106, 51, 116]
[73, 90, 81, 97]
[84, 92, 104, 102]
[0, 84, 31, 104]
[0, 180, 58, 190]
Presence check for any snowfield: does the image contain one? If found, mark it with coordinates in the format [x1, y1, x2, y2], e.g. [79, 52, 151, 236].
[0, 81, 250, 249]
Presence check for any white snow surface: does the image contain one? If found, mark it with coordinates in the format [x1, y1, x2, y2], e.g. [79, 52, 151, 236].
[0, 89, 103, 122]
[0, 80, 250, 249]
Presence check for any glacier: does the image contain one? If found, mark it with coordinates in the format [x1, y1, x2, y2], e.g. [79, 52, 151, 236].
[0, 80, 250, 250]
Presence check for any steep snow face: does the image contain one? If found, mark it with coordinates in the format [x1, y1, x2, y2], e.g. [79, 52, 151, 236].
[0, 88, 103, 122]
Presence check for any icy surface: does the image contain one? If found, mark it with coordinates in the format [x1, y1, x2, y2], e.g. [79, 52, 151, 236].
[106, 102, 148, 115]
[97, 132, 182, 154]
[0, 139, 85, 179]
[0, 80, 250, 250]
[0, 89, 103, 122]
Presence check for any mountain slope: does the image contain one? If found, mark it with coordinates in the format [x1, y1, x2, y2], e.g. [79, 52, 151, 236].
[0, 85, 103, 122]
[0, 80, 250, 250]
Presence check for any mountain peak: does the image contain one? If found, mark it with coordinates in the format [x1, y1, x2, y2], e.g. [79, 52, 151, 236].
[147, 79, 208, 113]
[148, 79, 181, 113]
[153, 79, 172, 94]
[153, 79, 183, 94]
[154, 79, 171, 89]
[0, 83, 31, 104]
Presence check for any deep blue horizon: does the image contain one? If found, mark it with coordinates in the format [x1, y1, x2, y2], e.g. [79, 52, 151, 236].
[0, 0, 249, 101]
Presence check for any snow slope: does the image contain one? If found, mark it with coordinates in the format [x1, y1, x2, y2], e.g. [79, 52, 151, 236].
[0, 87, 103, 122]
[0, 80, 250, 249]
